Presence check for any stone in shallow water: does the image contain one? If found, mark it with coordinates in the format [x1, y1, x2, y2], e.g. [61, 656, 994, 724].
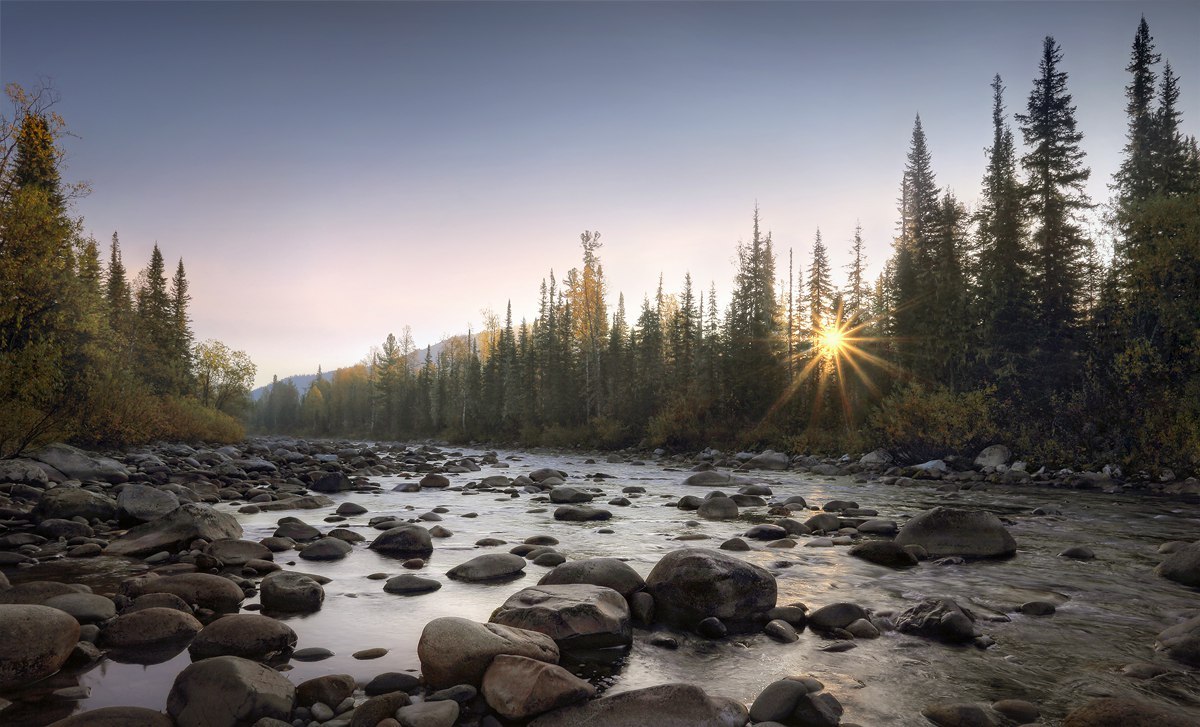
[1062, 697, 1196, 727]
[894, 507, 1016, 558]
[921, 702, 998, 727]
[527, 683, 747, 727]
[448, 553, 527, 582]
[384, 575, 442, 595]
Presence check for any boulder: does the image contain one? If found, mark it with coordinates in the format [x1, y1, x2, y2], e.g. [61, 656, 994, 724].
[188, 614, 297, 661]
[849, 540, 918, 568]
[490, 584, 632, 649]
[43, 592, 117, 624]
[296, 673, 356, 708]
[0, 458, 50, 485]
[528, 683, 748, 727]
[0, 604, 80, 689]
[205, 538, 272, 566]
[482, 654, 596, 721]
[808, 602, 868, 632]
[260, 571, 325, 613]
[310, 472, 352, 493]
[34, 486, 117, 523]
[347, 691, 412, 727]
[384, 575, 442, 595]
[895, 598, 979, 643]
[529, 468, 566, 483]
[749, 678, 844, 727]
[894, 507, 1016, 558]
[1154, 543, 1200, 588]
[117, 484, 181, 523]
[30, 443, 129, 483]
[683, 471, 750, 487]
[553, 506, 612, 521]
[1155, 615, 1200, 667]
[549, 487, 593, 504]
[396, 701, 458, 727]
[922, 703, 998, 727]
[537, 558, 645, 598]
[0, 580, 87, 605]
[420, 473, 451, 488]
[746, 451, 789, 470]
[448, 553, 527, 582]
[369, 525, 434, 557]
[100, 607, 203, 650]
[644, 547, 776, 631]
[417, 617, 559, 689]
[1063, 697, 1195, 727]
[122, 573, 246, 612]
[859, 449, 893, 466]
[106, 503, 243, 557]
[167, 655, 296, 727]
[698, 497, 739, 520]
[298, 537, 353, 561]
[974, 444, 1012, 468]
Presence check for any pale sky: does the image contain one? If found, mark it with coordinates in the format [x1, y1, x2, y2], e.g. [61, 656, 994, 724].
[3, 1, 1197, 386]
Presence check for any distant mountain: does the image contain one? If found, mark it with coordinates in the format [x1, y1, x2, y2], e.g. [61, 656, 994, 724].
[250, 336, 459, 401]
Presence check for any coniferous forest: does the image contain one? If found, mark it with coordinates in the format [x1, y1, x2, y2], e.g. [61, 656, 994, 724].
[3, 21, 1198, 473]
[250, 24, 1200, 475]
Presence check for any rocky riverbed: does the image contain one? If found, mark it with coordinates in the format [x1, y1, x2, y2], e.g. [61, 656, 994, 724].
[1, 439, 1199, 726]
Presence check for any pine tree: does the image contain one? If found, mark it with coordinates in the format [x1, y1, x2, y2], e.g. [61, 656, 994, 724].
[1017, 36, 1093, 387]
[169, 258, 193, 392]
[134, 244, 176, 393]
[1113, 16, 1161, 211]
[891, 116, 941, 372]
[1152, 62, 1200, 197]
[844, 222, 869, 319]
[807, 228, 832, 330]
[105, 232, 133, 351]
[975, 74, 1033, 388]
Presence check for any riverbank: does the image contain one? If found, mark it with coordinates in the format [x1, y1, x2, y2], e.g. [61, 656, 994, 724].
[1, 438, 1198, 726]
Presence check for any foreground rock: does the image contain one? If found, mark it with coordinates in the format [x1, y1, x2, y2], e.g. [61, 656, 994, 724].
[106, 503, 242, 557]
[1156, 615, 1200, 666]
[167, 655, 296, 727]
[894, 507, 1016, 558]
[0, 604, 80, 689]
[528, 683, 748, 727]
[30, 442, 129, 482]
[482, 654, 596, 721]
[448, 553, 527, 582]
[1154, 542, 1200, 588]
[417, 617, 559, 689]
[121, 573, 246, 612]
[260, 571, 325, 613]
[1062, 697, 1195, 727]
[368, 525, 433, 557]
[896, 598, 979, 643]
[101, 607, 203, 651]
[750, 677, 844, 727]
[645, 547, 776, 632]
[490, 584, 632, 649]
[188, 614, 297, 661]
[538, 557, 645, 598]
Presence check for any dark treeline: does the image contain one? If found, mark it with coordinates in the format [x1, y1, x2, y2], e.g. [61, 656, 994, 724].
[0, 85, 257, 455]
[272, 25, 1194, 473]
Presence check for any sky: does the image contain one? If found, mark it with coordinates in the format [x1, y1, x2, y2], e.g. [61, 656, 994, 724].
[3, 1, 1198, 387]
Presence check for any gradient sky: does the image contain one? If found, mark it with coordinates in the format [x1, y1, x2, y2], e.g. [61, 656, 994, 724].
[3, 1, 1197, 387]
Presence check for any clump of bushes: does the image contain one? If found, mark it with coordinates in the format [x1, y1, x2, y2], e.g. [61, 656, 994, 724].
[869, 383, 998, 463]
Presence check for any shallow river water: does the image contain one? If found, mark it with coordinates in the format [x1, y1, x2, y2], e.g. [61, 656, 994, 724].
[14, 447, 1200, 725]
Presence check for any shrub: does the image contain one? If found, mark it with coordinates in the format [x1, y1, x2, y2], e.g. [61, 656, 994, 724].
[869, 383, 998, 463]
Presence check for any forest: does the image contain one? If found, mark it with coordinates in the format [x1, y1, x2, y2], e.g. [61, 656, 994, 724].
[252, 24, 1200, 474]
[0, 87, 254, 455]
[3, 20, 1198, 474]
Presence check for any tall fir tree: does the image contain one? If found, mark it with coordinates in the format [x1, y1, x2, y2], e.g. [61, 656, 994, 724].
[807, 228, 832, 330]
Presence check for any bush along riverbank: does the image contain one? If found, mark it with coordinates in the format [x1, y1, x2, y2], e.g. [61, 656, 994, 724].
[0, 437, 1198, 726]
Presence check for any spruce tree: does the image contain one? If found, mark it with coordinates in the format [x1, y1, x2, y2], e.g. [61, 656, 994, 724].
[1113, 16, 1161, 211]
[844, 222, 869, 319]
[807, 229, 832, 330]
[1016, 36, 1093, 387]
[169, 258, 193, 392]
[134, 244, 176, 393]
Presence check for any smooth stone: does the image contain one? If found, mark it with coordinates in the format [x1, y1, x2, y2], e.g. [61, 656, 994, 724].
[417, 617, 559, 689]
[448, 553, 527, 582]
[537, 557, 645, 598]
[527, 683, 747, 727]
[0, 604, 81, 689]
[384, 575, 442, 595]
[482, 654, 596, 721]
[167, 655, 295, 727]
[188, 614, 297, 661]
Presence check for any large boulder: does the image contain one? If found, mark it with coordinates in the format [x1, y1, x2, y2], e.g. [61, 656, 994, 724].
[167, 655, 296, 727]
[34, 486, 117, 523]
[1156, 614, 1200, 666]
[117, 484, 181, 523]
[309, 472, 352, 493]
[698, 497, 739, 520]
[895, 598, 979, 644]
[750, 678, 844, 727]
[482, 654, 595, 721]
[30, 443, 130, 483]
[417, 617, 559, 689]
[448, 553, 527, 582]
[849, 540, 918, 568]
[645, 547, 776, 631]
[296, 673, 356, 708]
[746, 451, 789, 470]
[537, 558, 645, 598]
[43, 592, 117, 624]
[0, 580, 87, 605]
[974, 444, 1012, 469]
[101, 607, 203, 650]
[549, 487, 594, 504]
[1155, 543, 1200, 588]
[106, 503, 242, 557]
[188, 614, 296, 661]
[122, 573, 246, 612]
[298, 537, 353, 561]
[0, 458, 50, 485]
[1063, 697, 1195, 727]
[368, 525, 433, 557]
[894, 507, 1016, 558]
[490, 584, 632, 649]
[683, 471, 750, 487]
[0, 604, 80, 689]
[260, 571, 325, 613]
[528, 683, 748, 727]
[205, 538, 272, 566]
[553, 506, 612, 521]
